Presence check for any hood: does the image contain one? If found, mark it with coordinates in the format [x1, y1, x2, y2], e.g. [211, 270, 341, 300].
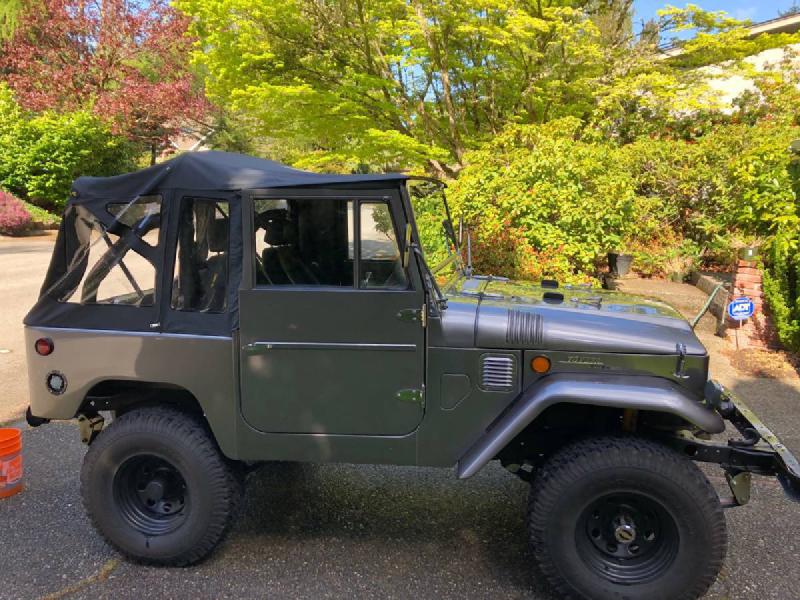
[436, 276, 707, 355]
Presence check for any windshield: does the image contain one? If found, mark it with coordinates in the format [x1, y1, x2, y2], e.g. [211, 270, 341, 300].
[407, 180, 462, 285]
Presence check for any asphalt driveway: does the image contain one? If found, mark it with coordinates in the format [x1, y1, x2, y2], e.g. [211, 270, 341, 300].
[1, 416, 800, 600]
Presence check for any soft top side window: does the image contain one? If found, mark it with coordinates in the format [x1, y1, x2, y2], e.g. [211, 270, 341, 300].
[106, 196, 162, 247]
[54, 196, 161, 307]
[171, 197, 231, 313]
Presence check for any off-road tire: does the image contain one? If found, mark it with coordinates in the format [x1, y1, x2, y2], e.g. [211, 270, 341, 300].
[528, 436, 727, 600]
[81, 406, 243, 566]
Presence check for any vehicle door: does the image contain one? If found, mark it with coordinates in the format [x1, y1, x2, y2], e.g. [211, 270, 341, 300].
[238, 188, 426, 435]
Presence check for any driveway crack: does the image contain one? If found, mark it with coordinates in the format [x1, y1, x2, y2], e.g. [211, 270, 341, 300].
[42, 558, 119, 600]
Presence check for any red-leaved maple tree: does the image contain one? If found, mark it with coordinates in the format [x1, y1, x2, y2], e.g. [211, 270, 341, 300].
[0, 0, 209, 159]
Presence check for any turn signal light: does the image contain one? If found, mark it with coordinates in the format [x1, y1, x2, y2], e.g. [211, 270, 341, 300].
[531, 355, 551, 373]
[35, 338, 54, 356]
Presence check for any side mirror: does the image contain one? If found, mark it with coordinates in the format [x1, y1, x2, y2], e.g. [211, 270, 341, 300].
[402, 222, 412, 269]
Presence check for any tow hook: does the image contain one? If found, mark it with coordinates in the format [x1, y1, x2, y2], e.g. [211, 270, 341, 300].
[77, 413, 105, 445]
[720, 470, 752, 508]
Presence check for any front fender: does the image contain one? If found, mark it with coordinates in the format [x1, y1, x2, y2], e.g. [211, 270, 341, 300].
[456, 373, 724, 479]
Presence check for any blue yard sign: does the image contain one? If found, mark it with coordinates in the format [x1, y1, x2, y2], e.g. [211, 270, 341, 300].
[727, 297, 755, 321]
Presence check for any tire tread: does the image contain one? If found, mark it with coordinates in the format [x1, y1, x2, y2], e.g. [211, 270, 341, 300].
[80, 406, 242, 567]
[527, 436, 727, 600]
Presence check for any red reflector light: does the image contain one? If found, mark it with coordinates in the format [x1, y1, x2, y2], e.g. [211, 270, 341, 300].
[35, 338, 54, 356]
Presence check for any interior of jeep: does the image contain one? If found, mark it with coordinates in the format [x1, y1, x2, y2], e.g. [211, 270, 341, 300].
[171, 197, 230, 313]
[253, 198, 407, 289]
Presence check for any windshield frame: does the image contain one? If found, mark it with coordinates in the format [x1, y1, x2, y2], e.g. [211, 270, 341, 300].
[405, 177, 463, 277]
[400, 178, 464, 313]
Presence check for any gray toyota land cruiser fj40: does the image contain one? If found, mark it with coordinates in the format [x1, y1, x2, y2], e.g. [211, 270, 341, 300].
[24, 151, 800, 600]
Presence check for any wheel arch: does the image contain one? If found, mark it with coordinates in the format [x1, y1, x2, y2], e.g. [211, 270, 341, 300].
[80, 379, 205, 417]
[456, 373, 725, 479]
[78, 378, 239, 459]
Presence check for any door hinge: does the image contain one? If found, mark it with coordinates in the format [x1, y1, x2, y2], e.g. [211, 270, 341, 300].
[396, 388, 425, 408]
[397, 306, 426, 327]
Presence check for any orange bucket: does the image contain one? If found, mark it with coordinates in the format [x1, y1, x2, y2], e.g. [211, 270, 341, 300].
[0, 428, 23, 499]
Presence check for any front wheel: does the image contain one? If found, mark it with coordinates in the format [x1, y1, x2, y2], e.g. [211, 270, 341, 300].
[528, 437, 727, 600]
[81, 406, 243, 566]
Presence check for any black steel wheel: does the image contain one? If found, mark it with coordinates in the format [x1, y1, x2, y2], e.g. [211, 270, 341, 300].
[81, 406, 243, 566]
[528, 437, 727, 600]
[577, 492, 679, 584]
[114, 455, 189, 536]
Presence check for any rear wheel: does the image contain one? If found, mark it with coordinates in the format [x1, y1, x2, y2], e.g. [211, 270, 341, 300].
[528, 437, 726, 600]
[81, 406, 243, 566]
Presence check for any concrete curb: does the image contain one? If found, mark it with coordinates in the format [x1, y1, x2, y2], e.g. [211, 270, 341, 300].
[0, 415, 25, 428]
[0, 407, 26, 428]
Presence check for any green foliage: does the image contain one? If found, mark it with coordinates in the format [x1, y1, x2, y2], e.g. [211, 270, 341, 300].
[762, 142, 800, 353]
[176, 0, 620, 175]
[620, 124, 799, 262]
[763, 230, 800, 352]
[0, 84, 135, 211]
[409, 182, 453, 269]
[444, 117, 800, 284]
[448, 123, 635, 281]
[0, 0, 23, 41]
[21, 200, 60, 226]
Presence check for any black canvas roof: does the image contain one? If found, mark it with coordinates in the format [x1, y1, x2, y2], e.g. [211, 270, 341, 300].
[71, 151, 407, 201]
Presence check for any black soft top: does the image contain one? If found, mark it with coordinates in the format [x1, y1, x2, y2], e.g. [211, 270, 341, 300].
[72, 150, 408, 201]
[27, 151, 408, 334]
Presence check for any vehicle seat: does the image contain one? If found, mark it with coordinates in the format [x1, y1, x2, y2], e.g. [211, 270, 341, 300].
[261, 211, 319, 285]
[199, 219, 229, 311]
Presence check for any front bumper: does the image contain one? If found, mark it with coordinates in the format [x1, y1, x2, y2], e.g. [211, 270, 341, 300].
[675, 381, 800, 504]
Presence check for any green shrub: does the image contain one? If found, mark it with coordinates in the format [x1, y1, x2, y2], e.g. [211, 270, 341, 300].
[21, 200, 60, 227]
[0, 84, 136, 211]
[763, 230, 800, 352]
[449, 124, 636, 282]
[620, 124, 799, 262]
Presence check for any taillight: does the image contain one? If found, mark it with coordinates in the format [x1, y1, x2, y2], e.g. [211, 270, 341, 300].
[35, 338, 54, 356]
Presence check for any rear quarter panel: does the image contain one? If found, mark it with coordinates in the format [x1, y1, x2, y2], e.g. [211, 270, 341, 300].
[25, 326, 239, 456]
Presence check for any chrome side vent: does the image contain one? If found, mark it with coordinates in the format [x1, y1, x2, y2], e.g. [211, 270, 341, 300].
[506, 309, 543, 346]
[480, 354, 516, 392]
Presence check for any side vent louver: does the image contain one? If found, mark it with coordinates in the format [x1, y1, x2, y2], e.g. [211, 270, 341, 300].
[480, 354, 516, 392]
[506, 309, 543, 346]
